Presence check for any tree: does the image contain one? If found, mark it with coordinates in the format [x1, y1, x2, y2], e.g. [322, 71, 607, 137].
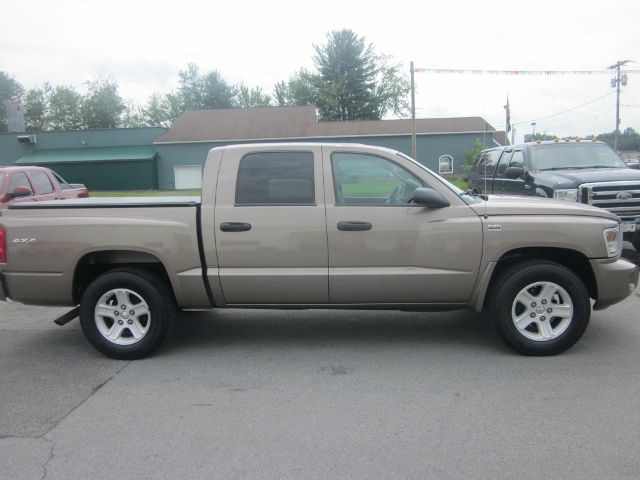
[176, 63, 236, 111]
[597, 128, 640, 151]
[48, 85, 82, 130]
[311, 29, 409, 121]
[462, 139, 486, 174]
[235, 84, 272, 108]
[23, 84, 51, 131]
[120, 102, 147, 128]
[524, 132, 558, 142]
[139, 92, 178, 127]
[274, 69, 317, 107]
[0, 71, 24, 132]
[373, 55, 410, 118]
[81, 78, 125, 129]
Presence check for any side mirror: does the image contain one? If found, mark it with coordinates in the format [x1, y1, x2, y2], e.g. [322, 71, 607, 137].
[9, 186, 33, 199]
[504, 166, 524, 179]
[410, 187, 450, 208]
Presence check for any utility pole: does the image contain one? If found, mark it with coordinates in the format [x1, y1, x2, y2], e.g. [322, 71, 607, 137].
[410, 61, 417, 159]
[609, 59, 631, 152]
[531, 122, 536, 141]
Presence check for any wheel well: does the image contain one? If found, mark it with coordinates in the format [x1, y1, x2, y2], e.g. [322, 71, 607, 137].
[486, 247, 597, 308]
[73, 250, 172, 304]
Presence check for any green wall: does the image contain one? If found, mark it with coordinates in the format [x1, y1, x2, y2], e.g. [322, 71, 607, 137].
[42, 160, 157, 190]
[155, 132, 497, 189]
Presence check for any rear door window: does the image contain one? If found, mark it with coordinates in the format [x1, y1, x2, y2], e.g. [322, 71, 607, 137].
[495, 151, 513, 177]
[9, 172, 34, 193]
[508, 150, 525, 169]
[29, 170, 54, 194]
[235, 151, 315, 205]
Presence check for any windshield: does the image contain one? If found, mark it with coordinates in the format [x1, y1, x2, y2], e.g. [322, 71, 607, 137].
[530, 143, 626, 170]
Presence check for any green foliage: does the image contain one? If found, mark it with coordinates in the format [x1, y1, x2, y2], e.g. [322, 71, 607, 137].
[23, 84, 51, 131]
[235, 84, 272, 108]
[274, 69, 317, 107]
[48, 85, 82, 130]
[462, 139, 486, 174]
[597, 128, 640, 151]
[0, 71, 24, 132]
[81, 78, 125, 129]
[524, 133, 558, 142]
[310, 29, 409, 120]
[176, 63, 235, 110]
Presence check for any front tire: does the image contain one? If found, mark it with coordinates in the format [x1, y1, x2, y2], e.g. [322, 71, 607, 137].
[490, 261, 590, 356]
[80, 269, 174, 360]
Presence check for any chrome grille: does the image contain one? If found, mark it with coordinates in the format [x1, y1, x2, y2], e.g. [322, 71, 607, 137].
[580, 181, 640, 220]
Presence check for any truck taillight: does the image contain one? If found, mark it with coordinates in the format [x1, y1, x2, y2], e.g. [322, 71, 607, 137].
[0, 227, 6, 263]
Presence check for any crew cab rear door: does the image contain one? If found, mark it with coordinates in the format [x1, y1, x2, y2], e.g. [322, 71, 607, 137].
[322, 145, 483, 305]
[214, 146, 328, 304]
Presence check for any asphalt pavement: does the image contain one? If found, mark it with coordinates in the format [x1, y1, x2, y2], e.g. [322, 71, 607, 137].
[1, 245, 639, 480]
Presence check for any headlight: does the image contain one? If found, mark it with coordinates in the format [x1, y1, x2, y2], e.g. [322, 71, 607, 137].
[553, 189, 578, 202]
[603, 225, 622, 257]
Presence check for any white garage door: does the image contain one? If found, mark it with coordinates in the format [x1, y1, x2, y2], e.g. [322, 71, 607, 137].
[174, 165, 202, 189]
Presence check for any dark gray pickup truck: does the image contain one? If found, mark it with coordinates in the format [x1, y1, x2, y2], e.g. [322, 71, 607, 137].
[469, 140, 640, 251]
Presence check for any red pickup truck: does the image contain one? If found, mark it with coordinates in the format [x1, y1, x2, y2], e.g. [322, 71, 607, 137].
[0, 166, 89, 212]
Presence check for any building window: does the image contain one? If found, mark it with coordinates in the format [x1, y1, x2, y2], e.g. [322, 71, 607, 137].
[439, 155, 453, 174]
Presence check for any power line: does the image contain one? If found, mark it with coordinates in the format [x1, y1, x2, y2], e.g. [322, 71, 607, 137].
[414, 67, 640, 76]
[536, 105, 614, 131]
[512, 92, 614, 126]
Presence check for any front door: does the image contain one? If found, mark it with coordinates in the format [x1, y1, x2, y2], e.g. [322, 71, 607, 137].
[323, 147, 483, 305]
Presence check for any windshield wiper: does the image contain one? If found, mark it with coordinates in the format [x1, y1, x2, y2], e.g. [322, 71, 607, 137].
[540, 167, 580, 171]
[463, 189, 487, 200]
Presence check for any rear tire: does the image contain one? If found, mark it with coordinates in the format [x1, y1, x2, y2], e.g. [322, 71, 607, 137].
[489, 260, 590, 356]
[80, 269, 174, 360]
[632, 234, 640, 253]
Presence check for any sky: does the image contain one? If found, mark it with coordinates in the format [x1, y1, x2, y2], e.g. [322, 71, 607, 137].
[1, 0, 639, 142]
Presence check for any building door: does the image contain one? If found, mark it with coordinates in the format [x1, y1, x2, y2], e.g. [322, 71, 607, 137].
[174, 165, 202, 189]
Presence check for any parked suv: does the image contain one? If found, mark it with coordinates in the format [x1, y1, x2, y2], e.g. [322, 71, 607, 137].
[469, 140, 640, 251]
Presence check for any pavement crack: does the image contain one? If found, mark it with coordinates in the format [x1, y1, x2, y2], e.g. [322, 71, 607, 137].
[40, 360, 132, 437]
[39, 437, 55, 480]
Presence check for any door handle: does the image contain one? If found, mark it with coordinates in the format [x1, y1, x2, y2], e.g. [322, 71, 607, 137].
[220, 222, 252, 232]
[337, 221, 372, 231]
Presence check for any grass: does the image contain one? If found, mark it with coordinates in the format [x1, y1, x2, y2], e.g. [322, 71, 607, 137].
[446, 177, 470, 190]
[92, 189, 201, 197]
[342, 180, 399, 197]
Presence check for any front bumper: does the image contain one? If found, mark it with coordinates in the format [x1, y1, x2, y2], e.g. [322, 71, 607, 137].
[591, 258, 639, 310]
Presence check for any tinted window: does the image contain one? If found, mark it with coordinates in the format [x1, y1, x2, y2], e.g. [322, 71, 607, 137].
[332, 152, 423, 205]
[30, 170, 54, 194]
[9, 172, 33, 193]
[496, 151, 513, 176]
[529, 143, 626, 170]
[236, 152, 314, 205]
[509, 150, 525, 169]
[475, 149, 501, 176]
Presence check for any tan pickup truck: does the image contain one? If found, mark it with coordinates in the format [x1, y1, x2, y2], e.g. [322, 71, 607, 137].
[0, 143, 637, 359]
